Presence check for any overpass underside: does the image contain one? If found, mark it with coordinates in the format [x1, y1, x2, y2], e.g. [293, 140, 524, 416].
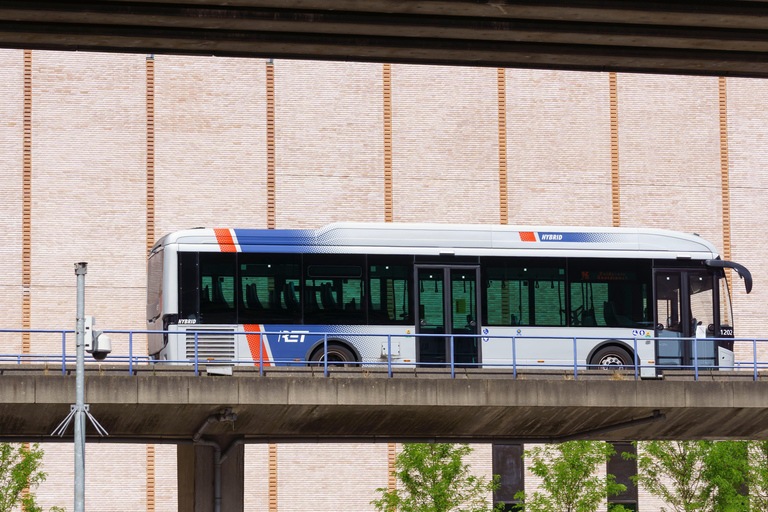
[1, 366, 768, 443]
[3, 1, 768, 78]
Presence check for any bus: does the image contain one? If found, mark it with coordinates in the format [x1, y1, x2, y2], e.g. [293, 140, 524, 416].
[146, 223, 752, 377]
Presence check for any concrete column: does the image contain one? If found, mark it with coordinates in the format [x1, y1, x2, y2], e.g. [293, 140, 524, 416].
[177, 437, 244, 512]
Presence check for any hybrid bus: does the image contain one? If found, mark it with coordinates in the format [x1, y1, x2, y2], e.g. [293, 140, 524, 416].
[146, 223, 752, 376]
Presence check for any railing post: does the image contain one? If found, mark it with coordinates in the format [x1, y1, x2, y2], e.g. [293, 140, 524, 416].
[693, 336, 699, 381]
[512, 336, 517, 379]
[450, 335, 455, 379]
[129, 331, 133, 375]
[62, 331, 67, 375]
[754, 339, 759, 381]
[323, 333, 328, 377]
[573, 337, 578, 380]
[194, 331, 199, 377]
[633, 337, 638, 380]
[259, 331, 264, 377]
[387, 334, 392, 378]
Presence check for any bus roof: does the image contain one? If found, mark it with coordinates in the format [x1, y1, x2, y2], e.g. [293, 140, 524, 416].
[151, 223, 721, 260]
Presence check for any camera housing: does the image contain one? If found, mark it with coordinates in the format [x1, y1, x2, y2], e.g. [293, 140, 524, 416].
[84, 316, 112, 361]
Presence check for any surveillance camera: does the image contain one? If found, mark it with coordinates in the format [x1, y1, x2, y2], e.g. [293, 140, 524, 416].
[90, 334, 112, 361]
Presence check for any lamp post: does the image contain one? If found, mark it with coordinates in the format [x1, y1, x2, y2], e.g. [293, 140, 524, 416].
[74, 262, 87, 512]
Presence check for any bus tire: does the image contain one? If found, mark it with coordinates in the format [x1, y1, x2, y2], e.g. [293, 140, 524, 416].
[591, 345, 633, 370]
[309, 343, 357, 367]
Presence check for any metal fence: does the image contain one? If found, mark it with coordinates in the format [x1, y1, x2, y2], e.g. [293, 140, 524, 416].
[0, 328, 766, 381]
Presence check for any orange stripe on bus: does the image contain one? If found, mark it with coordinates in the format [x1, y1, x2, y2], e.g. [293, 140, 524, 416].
[214, 229, 237, 252]
[519, 232, 536, 242]
[244, 324, 271, 367]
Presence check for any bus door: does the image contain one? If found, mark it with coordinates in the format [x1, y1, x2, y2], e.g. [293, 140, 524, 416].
[416, 266, 480, 366]
[655, 269, 717, 369]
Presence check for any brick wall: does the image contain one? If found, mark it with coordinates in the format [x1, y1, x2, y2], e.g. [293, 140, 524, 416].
[0, 52, 766, 512]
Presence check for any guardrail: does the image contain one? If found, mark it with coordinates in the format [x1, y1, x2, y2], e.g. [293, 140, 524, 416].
[0, 328, 766, 381]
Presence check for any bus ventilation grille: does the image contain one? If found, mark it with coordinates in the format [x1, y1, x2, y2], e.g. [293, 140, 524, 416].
[185, 327, 236, 364]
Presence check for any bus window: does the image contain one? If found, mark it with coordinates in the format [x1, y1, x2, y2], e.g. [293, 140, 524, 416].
[483, 258, 566, 327]
[178, 251, 197, 322]
[304, 255, 365, 325]
[200, 253, 236, 324]
[369, 257, 413, 325]
[239, 253, 301, 324]
[569, 259, 652, 328]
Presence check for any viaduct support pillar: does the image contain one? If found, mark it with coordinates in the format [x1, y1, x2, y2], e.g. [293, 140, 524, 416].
[178, 436, 244, 512]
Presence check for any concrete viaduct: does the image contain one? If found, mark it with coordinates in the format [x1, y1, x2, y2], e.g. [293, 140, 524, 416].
[2, 1, 768, 78]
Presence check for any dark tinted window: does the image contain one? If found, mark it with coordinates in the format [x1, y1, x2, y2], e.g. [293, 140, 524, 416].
[199, 253, 237, 324]
[483, 258, 566, 327]
[178, 252, 198, 321]
[569, 259, 652, 328]
[239, 253, 301, 324]
[493, 444, 524, 506]
[369, 256, 413, 325]
[303, 255, 365, 325]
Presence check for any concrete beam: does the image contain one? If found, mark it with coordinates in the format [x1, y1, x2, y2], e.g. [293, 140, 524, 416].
[1, 366, 768, 441]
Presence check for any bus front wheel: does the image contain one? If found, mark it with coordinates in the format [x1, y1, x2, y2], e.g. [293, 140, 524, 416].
[309, 344, 357, 367]
[591, 346, 633, 370]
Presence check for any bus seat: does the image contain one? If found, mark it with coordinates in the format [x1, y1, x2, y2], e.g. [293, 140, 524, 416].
[321, 283, 338, 309]
[510, 314, 518, 326]
[582, 307, 596, 326]
[603, 301, 620, 327]
[202, 285, 210, 304]
[345, 298, 357, 311]
[284, 282, 300, 312]
[306, 285, 320, 310]
[246, 283, 263, 310]
[213, 280, 228, 306]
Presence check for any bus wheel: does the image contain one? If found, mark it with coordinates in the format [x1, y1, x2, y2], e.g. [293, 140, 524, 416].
[309, 344, 357, 367]
[591, 346, 632, 370]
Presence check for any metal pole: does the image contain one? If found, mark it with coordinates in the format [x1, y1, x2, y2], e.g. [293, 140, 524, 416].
[74, 262, 87, 512]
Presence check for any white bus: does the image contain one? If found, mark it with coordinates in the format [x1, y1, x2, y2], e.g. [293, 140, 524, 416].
[146, 223, 752, 376]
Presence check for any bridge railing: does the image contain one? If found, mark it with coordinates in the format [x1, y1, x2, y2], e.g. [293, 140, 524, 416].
[0, 328, 766, 381]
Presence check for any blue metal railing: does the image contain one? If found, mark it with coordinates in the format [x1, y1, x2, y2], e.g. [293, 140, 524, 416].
[0, 327, 766, 381]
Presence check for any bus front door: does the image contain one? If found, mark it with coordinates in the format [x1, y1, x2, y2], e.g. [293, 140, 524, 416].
[416, 266, 480, 366]
[655, 269, 717, 369]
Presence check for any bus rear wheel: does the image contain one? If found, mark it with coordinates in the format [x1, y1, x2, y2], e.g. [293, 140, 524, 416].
[591, 346, 633, 370]
[309, 344, 357, 367]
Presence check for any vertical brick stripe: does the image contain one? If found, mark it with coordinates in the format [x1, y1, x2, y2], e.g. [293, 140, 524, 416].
[145, 57, 157, 512]
[146, 56, 155, 255]
[22, 50, 32, 357]
[497, 68, 508, 225]
[609, 72, 621, 228]
[266, 61, 276, 229]
[387, 443, 397, 491]
[146, 444, 155, 512]
[719, 76, 733, 301]
[268, 443, 278, 511]
[383, 63, 393, 222]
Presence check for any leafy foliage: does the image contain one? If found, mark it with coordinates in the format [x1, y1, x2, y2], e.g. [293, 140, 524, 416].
[515, 441, 627, 512]
[0, 443, 47, 512]
[371, 443, 503, 512]
[631, 440, 751, 512]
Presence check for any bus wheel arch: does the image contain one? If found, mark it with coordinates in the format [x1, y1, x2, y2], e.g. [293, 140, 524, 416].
[307, 339, 360, 365]
[588, 341, 635, 370]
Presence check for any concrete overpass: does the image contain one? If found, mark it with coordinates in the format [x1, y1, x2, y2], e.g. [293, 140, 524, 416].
[3, 1, 768, 77]
[2, 365, 768, 443]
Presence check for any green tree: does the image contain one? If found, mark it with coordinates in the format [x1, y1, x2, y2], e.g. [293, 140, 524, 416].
[371, 443, 503, 512]
[631, 440, 718, 512]
[747, 441, 768, 510]
[514, 441, 627, 512]
[0, 443, 47, 512]
[703, 441, 749, 511]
